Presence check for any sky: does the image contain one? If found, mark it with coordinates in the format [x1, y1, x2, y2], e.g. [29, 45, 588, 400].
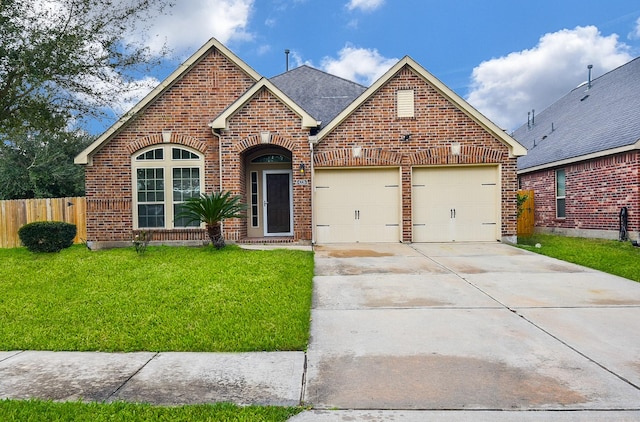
[101, 0, 640, 134]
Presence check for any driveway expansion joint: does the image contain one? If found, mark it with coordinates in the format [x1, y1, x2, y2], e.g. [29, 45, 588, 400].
[514, 312, 640, 392]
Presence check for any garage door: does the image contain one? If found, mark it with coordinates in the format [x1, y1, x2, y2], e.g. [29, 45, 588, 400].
[315, 168, 400, 243]
[413, 166, 499, 242]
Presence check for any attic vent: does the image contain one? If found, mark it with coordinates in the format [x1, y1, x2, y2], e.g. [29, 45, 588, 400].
[397, 89, 415, 118]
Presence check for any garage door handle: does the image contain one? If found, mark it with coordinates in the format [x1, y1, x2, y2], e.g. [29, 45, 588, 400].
[355, 210, 360, 220]
[451, 209, 456, 218]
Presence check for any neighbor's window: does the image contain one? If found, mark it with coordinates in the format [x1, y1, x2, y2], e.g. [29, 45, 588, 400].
[132, 145, 204, 229]
[556, 169, 566, 218]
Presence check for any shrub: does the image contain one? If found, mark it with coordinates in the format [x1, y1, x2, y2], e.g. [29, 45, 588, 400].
[18, 221, 77, 252]
[132, 230, 152, 255]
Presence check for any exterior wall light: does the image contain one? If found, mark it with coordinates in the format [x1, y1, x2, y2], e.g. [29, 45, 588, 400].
[299, 163, 305, 174]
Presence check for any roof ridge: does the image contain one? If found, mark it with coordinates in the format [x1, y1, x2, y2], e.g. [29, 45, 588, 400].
[270, 64, 367, 88]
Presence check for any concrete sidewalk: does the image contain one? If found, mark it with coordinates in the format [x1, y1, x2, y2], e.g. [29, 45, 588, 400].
[0, 351, 304, 406]
[2, 242, 640, 421]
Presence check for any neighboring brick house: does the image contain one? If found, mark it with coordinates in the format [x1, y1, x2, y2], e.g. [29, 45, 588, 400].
[514, 57, 640, 240]
[75, 38, 526, 248]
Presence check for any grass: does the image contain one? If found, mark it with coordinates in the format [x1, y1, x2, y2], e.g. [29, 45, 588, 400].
[0, 400, 303, 421]
[517, 233, 640, 282]
[0, 244, 314, 352]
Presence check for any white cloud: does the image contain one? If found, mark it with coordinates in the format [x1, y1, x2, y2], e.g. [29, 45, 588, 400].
[630, 16, 640, 40]
[129, 0, 255, 56]
[320, 44, 397, 85]
[346, 0, 384, 12]
[110, 76, 161, 116]
[466, 25, 632, 131]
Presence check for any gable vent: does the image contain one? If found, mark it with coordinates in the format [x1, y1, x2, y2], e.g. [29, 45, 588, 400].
[397, 89, 415, 118]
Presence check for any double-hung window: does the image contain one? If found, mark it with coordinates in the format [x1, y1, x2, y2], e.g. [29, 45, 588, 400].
[133, 145, 204, 229]
[556, 169, 566, 218]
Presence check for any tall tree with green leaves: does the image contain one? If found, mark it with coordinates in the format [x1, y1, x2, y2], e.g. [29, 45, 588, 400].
[0, 0, 172, 199]
[0, 0, 171, 135]
[0, 129, 92, 199]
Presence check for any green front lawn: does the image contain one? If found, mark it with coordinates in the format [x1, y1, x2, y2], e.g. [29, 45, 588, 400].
[0, 245, 314, 352]
[0, 400, 303, 422]
[518, 234, 640, 282]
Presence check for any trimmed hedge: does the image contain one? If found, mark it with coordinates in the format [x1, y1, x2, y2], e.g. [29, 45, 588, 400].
[18, 221, 77, 253]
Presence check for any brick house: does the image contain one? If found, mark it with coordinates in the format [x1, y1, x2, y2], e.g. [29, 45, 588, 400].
[75, 38, 526, 248]
[514, 57, 640, 240]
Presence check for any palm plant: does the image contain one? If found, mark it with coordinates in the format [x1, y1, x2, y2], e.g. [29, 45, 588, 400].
[176, 191, 247, 249]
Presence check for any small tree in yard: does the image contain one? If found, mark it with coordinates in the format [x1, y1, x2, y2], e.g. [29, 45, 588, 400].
[176, 191, 247, 249]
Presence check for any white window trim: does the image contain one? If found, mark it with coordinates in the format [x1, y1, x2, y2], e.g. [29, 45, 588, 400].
[132, 144, 205, 230]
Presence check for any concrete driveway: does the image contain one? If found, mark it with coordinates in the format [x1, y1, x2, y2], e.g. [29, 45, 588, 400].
[297, 242, 640, 420]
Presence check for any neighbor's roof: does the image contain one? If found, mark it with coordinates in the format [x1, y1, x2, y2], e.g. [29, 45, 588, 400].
[75, 38, 261, 165]
[514, 57, 640, 173]
[269, 65, 367, 128]
[315, 56, 527, 157]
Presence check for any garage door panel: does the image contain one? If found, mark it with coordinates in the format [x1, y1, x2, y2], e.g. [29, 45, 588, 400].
[315, 168, 400, 243]
[413, 166, 499, 242]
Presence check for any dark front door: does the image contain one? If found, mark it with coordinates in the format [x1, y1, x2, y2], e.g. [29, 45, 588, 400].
[264, 171, 292, 235]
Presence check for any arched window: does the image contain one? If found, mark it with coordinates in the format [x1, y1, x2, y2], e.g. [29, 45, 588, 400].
[132, 145, 204, 229]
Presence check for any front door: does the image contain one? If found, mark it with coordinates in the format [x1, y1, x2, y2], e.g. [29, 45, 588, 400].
[263, 170, 293, 236]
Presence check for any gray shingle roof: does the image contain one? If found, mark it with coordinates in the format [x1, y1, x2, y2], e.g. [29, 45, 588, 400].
[270, 65, 367, 129]
[513, 57, 640, 172]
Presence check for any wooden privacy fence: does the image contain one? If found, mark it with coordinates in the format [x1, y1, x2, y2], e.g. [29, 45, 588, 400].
[0, 197, 87, 248]
[517, 190, 535, 236]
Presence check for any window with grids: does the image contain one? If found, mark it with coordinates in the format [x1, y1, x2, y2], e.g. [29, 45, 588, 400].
[133, 145, 204, 229]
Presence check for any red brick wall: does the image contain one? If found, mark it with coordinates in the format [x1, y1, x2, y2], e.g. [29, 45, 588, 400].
[314, 66, 519, 242]
[84, 47, 257, 243]
[518, 152, 639, 236]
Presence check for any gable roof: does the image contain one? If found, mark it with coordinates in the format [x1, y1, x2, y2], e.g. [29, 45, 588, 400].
[208, 77, 320, 130]
[75, 38, 261, 165]
[269, 65, 367, 128]
[514, 57, 640, 173]
[315, 56, 527, 157]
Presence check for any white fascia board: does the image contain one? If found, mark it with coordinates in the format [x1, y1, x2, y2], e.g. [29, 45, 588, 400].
[517, 140, 640, 174]
[316, 56, 527, 158]
[209, 78, 319, 130]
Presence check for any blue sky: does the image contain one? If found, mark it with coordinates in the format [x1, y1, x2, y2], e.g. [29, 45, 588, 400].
[104, 0, 640, 133]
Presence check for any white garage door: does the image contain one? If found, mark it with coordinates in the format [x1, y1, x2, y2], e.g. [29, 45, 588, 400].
[315, 168, 401, 243]
[413, 166, 499, 242]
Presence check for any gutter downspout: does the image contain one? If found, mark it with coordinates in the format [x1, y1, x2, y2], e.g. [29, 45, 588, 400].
[211, 128, 224, 240]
